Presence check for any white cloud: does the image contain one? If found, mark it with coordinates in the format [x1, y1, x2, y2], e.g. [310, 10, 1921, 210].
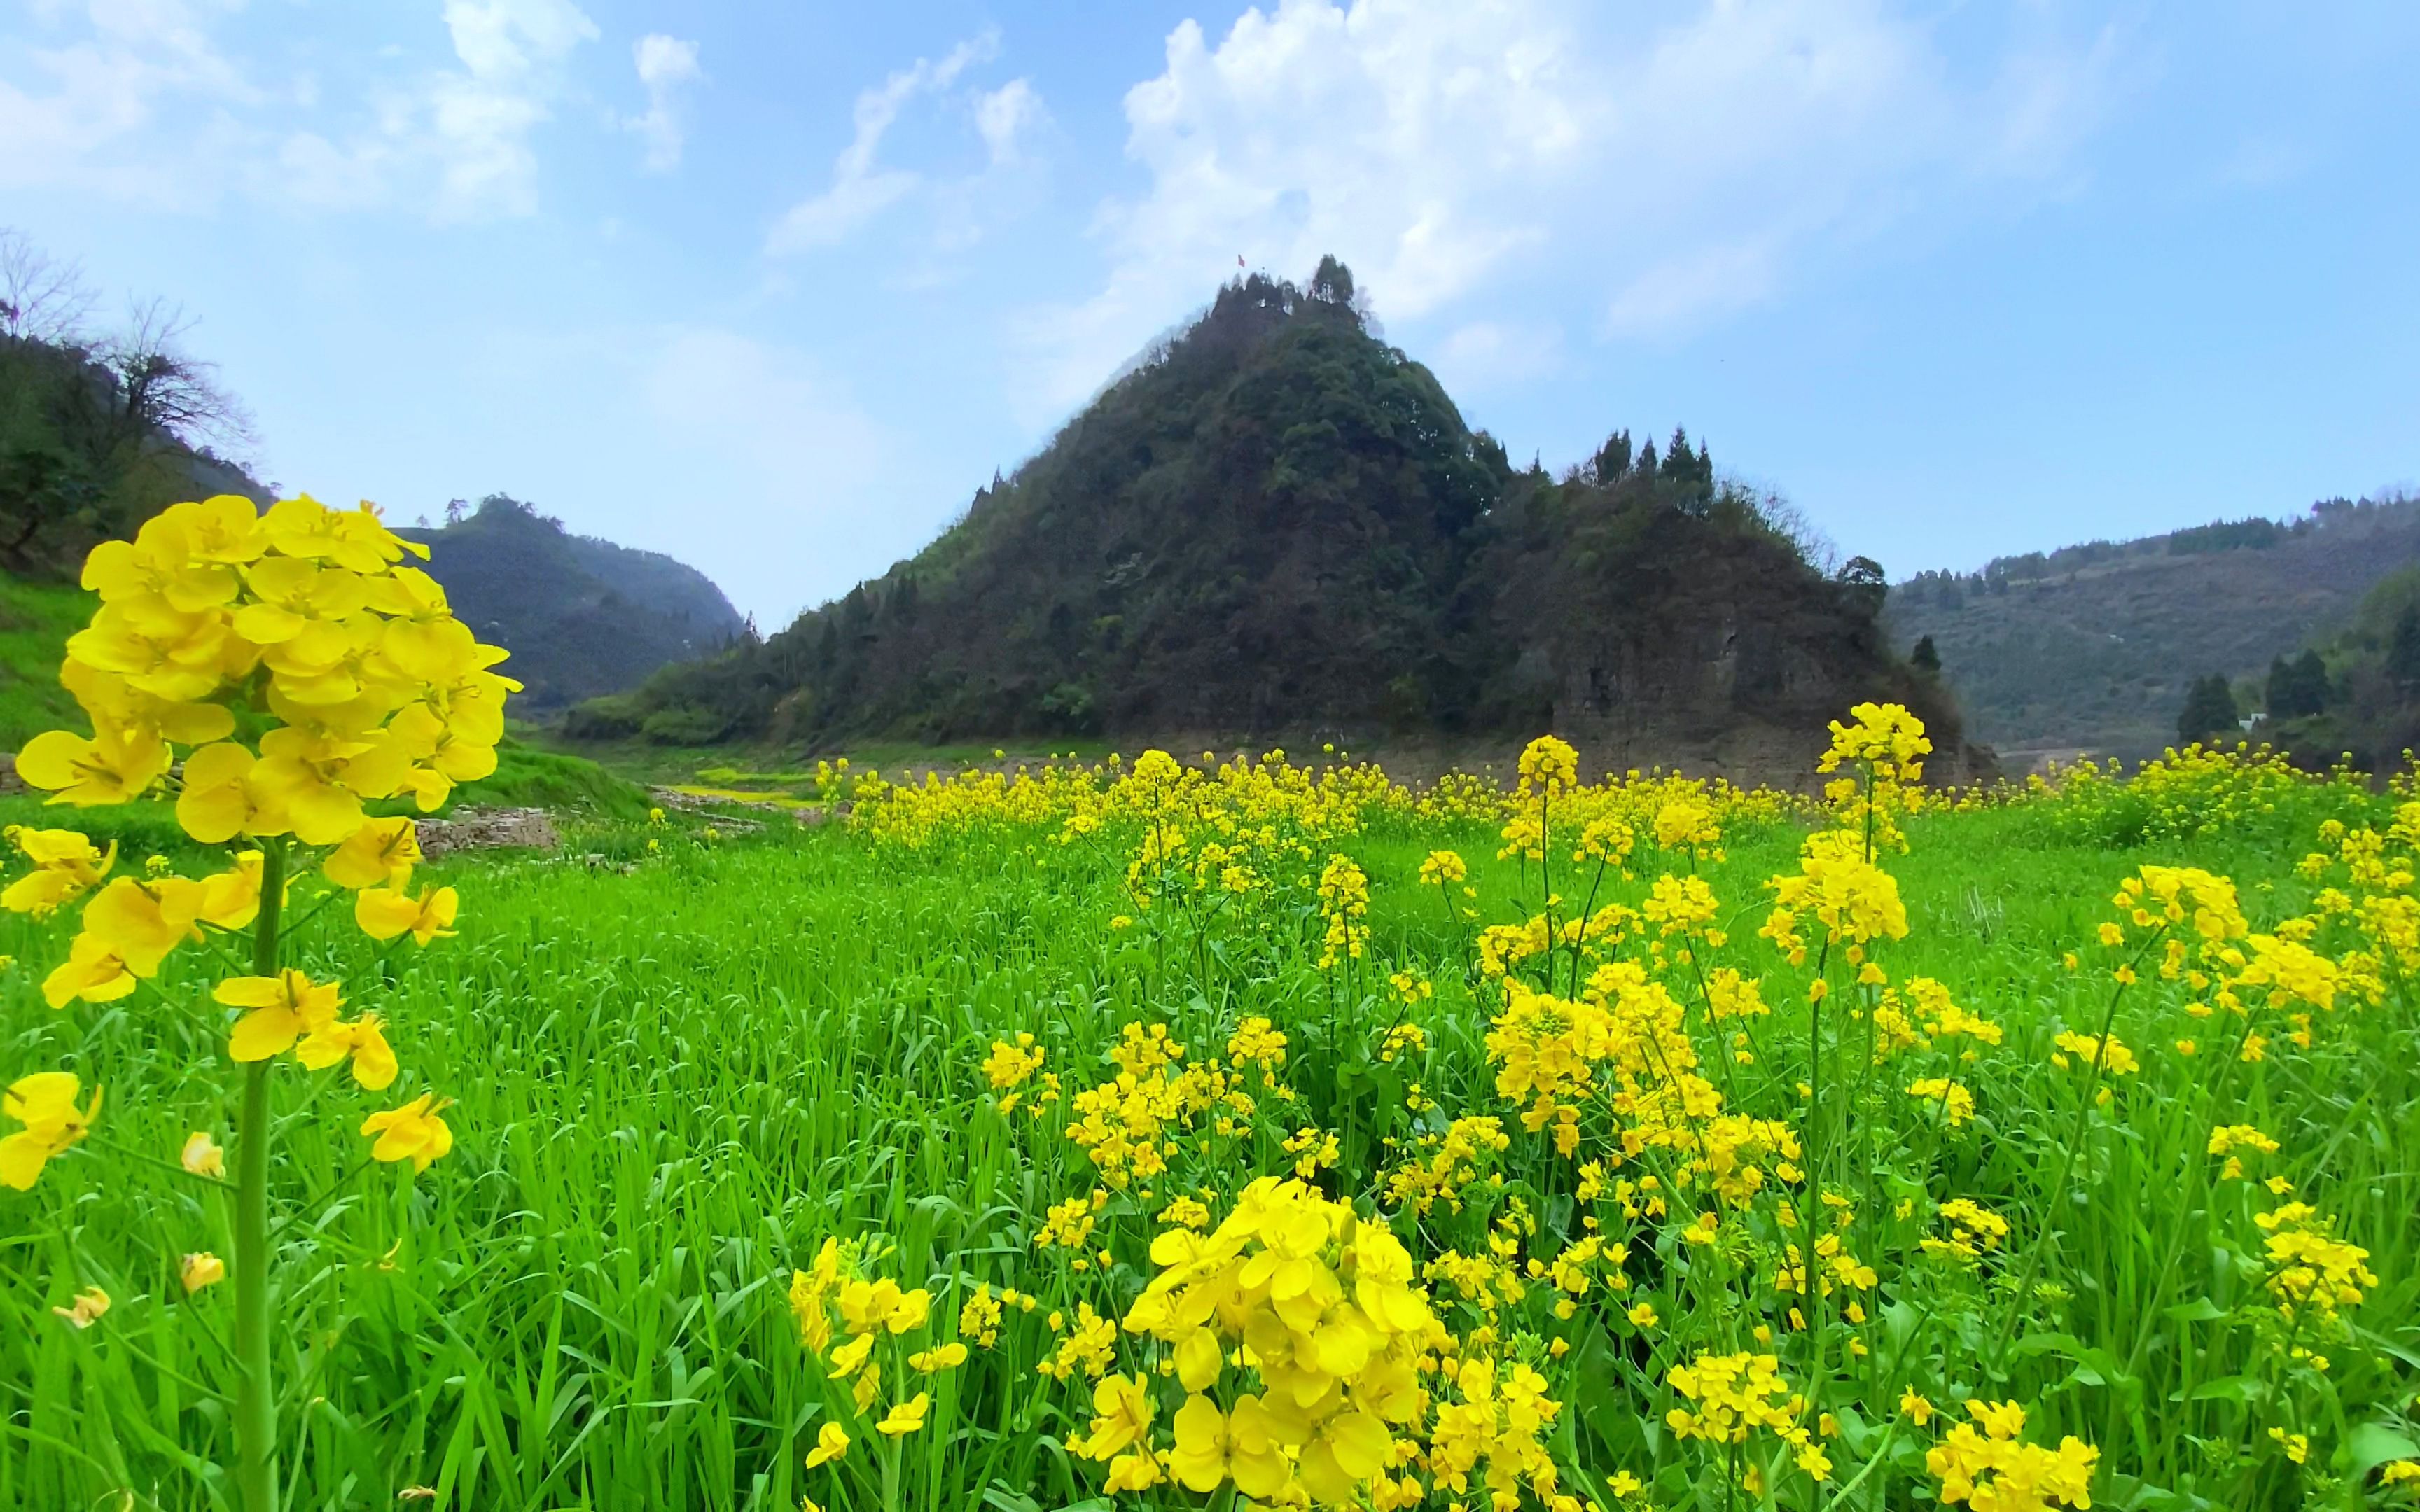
[1435, 318, 1564, 391]
[1603, 241, 1781, 342]
[625, 32, 702, 173]
[765, 31, 1041, 256]
[443, 0, 594, 80]
[0, 0, 600, 218]
[0, 0, 260, 205]
[1014, 0, 2129, 419]
[425, 0, 599, 218]
[973, 77, 1042, 166]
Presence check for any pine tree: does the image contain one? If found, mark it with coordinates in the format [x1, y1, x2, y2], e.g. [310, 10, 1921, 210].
[1910, 634, 1941, 673]
[2178, 673, 2238, 745]
[1309, 255, 1356, 307]
[1662, 426, 1693, 480]
[2293, 649, 2331, 714]
[2388, 605, 2420, 696]
[2265, 651, 2330, 720]
[1592, 429, 1632, 480]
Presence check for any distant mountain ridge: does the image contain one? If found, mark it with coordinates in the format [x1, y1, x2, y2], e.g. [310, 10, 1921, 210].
[1885, 494, 2420, 760]
[583, 260, 1956, 780]
[398, 496, 745, 709]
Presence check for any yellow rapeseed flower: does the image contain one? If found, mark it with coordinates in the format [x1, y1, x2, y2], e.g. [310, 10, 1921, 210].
[360, 1093, 455, 1172]
[323, 816, 424, 890]
[805, 1421, 848, 1467]
[181, 1130, 225, 1177]
[0, 1072, 102, 1189]
[216, 969, 345, 1063]
[52, 1284, 110, 1329]
[355, 880, 459, 945]
[1, 828, 116, 916]
[877, 1392, 931, 1436]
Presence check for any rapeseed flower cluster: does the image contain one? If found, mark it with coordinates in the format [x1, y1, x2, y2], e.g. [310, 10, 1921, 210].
[1058, 1023, 1251, 1188]
[1664, 1351, 1831, 1479]
[9, 496, 501, 1166]
[1, 493, 506, 1512]
[2254, 1203, 2378, 1322]
[813, 701, 2420, 1510]
[787, 1238, 960, 1441]
[1924, 1400, 2099, 1512]
[1316, 853, 1371, 970]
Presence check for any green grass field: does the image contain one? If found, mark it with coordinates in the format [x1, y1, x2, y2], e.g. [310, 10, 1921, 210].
[0, 577, 101, 751]
[4, 736, 2417, 1511]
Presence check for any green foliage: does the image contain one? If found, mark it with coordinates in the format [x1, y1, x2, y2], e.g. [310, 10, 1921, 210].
[559, 692, 646, 741]
[0, 332, 263, 570]
[2167, 517, 2288, 554]
[0, 574, 96, 750]
[445, 736, 651, 819]
[2251, 563, 2420, 771]
[1886, 493, 2420, 758]
[2265, 650, 2330, 721]
[2389, 605, 2420, 694]
[638, 704, 728, 746]
[398, 496, 746, 710]
[2176, 673, 2239, 746]
[599, 260, 1941, 756]
[2, 777, 2414, 1506]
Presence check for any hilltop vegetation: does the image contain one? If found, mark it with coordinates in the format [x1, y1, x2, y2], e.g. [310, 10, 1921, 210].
[396, 495, 746, 708]
[591, 260, 1950, 777]
[1886, 494, 2420, 760]
[0, 229, 267, 570]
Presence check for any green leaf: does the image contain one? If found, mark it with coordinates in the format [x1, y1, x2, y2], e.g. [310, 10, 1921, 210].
[2339, 1424, 2420, 1478]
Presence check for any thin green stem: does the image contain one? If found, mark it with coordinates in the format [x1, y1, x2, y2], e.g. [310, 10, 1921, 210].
[232, 840, 285, 1512]
[1984, 932, 2159, 1373]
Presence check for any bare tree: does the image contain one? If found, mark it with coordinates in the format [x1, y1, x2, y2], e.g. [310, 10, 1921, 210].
[102, 297, 258, 454]
[0, 241, 264, 562]
[0, 228, 97, 346]
[1737, 484, 1842, 577]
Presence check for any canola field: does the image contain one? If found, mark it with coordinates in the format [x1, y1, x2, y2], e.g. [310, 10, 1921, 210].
[4, 499, 2420, 1512]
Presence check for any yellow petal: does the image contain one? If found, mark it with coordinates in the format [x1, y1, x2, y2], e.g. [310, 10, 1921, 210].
[227, 1006, 303, 1063]
[0, 1130, 49, 1191]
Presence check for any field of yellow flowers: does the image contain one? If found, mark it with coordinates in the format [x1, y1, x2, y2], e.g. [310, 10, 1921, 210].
[3, 499, 2419, 1511]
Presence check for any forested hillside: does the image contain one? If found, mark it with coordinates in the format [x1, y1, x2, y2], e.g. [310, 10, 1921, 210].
[2191, 560, 2420, 771]
[585, 260, 1956, 778]
[1, 230, 268, 569]
[397, 496, 746, 708]
[1886, 496, 2420, 760]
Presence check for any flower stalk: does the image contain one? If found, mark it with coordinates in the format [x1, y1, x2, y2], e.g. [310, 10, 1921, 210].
[233, 839, 284, 1512]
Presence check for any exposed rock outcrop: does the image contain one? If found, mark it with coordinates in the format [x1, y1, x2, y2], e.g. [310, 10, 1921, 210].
[415, 806, 561, 859]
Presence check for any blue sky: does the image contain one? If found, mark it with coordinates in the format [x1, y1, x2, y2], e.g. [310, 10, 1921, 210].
[4, 1, 2414, 626]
